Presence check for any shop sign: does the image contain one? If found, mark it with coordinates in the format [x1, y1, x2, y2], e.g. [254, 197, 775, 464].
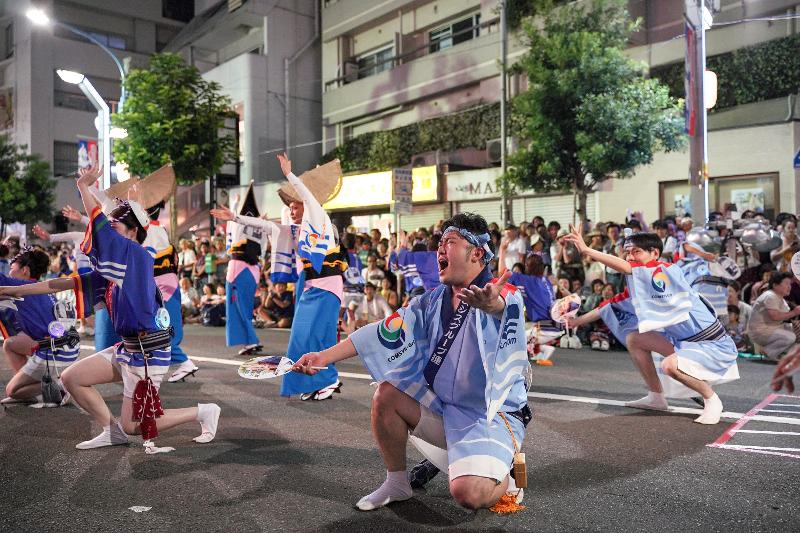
[324, 166, 438, 210]
[446, 168, 503, 201]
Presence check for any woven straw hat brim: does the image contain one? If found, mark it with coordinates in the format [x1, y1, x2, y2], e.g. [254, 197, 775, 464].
[278, 159, 342, 206]
[135, 164, 176, 209]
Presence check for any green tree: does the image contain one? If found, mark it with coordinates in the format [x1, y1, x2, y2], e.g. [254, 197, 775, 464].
[504, 0, 686, 224]
[113, 53, 236, 236]
[0, 134, 55, 235]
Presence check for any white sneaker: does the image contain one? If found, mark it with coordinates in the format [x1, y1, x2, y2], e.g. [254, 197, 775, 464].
[168, 359, 200, 383]
[76, 422, 129, 450]
[568, 336, 582, 349]
[591, 339, 601, 350]
[193, 403, 221, 443]
[600, 340, 610, 351]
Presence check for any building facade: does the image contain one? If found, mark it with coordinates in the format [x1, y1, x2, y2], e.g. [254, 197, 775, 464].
[320, 0, 800, 228]
[0, 0, 189, 226]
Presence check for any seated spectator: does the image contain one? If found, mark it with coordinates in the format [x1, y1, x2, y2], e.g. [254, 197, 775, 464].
[748, 272, 800, 360]
[380, 277, 399, 311]
[556, 276, 572, 299]
[581, 279, 606, 313]
[350, 282, 392, 329]
[180, 276, 200, 319]
[726, 305, 751, 353]
[190, 283, 226, 326]
[745, 264, 775, 304]
[726, 281, 752, 329]
[362, 254, 386, 287]
[261, 281, 294, 328]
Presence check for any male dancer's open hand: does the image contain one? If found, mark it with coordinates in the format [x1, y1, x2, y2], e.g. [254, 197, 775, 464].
[457, 270, 512, 316]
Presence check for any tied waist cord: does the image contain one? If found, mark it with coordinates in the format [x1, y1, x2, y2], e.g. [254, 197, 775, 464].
[682, 319, 726, 343]
[121, 328, 173, 354]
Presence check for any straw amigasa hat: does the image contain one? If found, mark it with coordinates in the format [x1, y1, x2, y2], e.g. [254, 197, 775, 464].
[104, 164, 177, 209]
[277, 159, 343, 207]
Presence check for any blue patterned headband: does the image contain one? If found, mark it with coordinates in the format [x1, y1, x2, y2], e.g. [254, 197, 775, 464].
[442, 226, 495, 265]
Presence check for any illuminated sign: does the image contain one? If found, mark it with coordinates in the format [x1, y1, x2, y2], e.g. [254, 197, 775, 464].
[324, 166, 438, 210]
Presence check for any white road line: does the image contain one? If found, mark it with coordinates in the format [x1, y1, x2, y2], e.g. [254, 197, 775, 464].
[768, 403, 800, 407]
[733, 430, 800, 436]
[719, 445, 800, 453]
[88, 351, 800, 426]
[759, 409, 800, 414]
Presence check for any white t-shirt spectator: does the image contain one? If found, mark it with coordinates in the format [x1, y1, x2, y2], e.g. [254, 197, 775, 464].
[362, 266, 386, 287]
[504, 237, 529, 271]
[748, 290, 789, 341]
[181, 285, 199, 314]
[349, 293, 393, 323]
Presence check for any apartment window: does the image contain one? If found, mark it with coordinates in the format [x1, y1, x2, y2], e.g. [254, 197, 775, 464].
[4, 22, 13, 59]
[162, 0, 194, 23]
[356, 45, 394, 79]
[429, 13, 481, 53]
[53, 141, 78, 177]
[54, 25, 127, 51]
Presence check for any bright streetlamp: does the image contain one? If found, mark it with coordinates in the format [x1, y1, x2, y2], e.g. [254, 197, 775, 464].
[26, 7, 127, 112]
[57, 69, 111, 189]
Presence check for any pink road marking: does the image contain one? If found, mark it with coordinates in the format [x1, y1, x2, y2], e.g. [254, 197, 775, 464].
[709, 393, 780, 448]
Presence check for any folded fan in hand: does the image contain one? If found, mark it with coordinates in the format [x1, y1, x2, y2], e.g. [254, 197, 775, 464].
[238, 355, 328, 379]
[550, 294, 582, 324]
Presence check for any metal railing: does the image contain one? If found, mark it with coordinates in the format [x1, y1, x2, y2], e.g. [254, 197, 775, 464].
[324, 16, 499, 91]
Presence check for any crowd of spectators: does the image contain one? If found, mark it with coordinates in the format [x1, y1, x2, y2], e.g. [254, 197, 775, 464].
[4, 206, 800, 363]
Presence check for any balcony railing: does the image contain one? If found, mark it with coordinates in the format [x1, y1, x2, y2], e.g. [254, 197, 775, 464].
[324, 16, 499, 92]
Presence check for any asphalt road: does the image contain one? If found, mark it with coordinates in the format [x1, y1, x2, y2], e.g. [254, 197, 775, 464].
[1, 324, 798, 532]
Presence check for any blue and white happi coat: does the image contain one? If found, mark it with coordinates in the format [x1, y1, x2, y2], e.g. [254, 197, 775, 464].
[0, 274, 79, 365]
[677, 255, 728, 318]
[75, 207, 170, 369]
[349, 268, 529, 481]
[620, 261, 738, 387]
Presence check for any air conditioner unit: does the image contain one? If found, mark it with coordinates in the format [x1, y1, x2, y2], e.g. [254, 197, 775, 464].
[486, 137, 518, 164]
[410, 151, 445, 168]
[343, 61, 359, 83]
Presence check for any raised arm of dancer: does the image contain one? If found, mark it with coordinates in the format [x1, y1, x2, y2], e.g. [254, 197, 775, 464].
[76, 166, 102, 217]
[682, 242, 717, 262]
[292, 338, 358, 375]
[563, 225, 632, 275]
[0, 276, 75, 297]
[210, 205, 278, 232]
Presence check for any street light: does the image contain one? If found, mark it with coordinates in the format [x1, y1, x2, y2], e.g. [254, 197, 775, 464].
[58, 69, 111, 189]
[26, 7, 126, 112]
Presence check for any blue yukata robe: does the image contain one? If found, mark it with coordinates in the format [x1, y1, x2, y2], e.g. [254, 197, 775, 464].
[0, 275, 79, 365]
[621, 261, 739, 388]
[508, 272, 553, 322]
[394, 249, 441, 292]
[350, 268, 529, 481]
[75, 207, 170, 370]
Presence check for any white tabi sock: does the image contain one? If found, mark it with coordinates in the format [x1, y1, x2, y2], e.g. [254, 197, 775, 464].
[75, 421, 128, 450]
[694, 393, 723, 425]
[625, 391, 669, 411]
[356, 470, 413, 511]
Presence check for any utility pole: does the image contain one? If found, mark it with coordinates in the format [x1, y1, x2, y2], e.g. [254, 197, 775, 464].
[685, 0, 713, 223]
[499, 0, 511, 226]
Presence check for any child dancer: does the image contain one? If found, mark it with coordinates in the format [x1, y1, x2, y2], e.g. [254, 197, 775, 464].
[564, 227, 738, 424]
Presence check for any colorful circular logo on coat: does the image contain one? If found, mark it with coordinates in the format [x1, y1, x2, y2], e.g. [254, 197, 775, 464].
[378, 311, 407, 349]
[651, 267, 669, 293]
